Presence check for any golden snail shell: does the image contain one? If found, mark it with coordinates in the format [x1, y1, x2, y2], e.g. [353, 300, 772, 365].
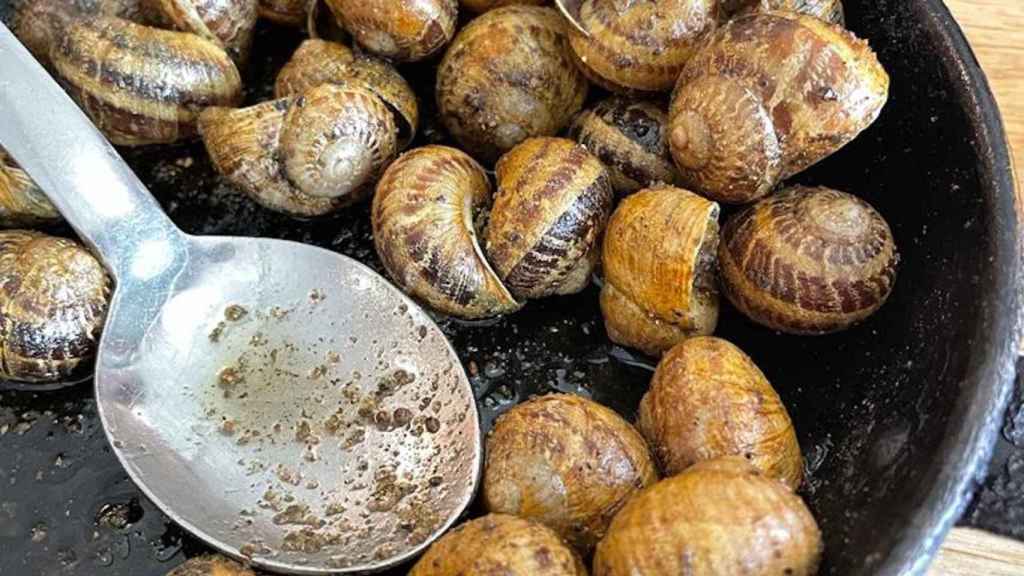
[0, 151, 61, 228]
[601, 186, 720, 356]
[669, 12, 888, 203]
[165, 555, 256, 576]
[372, 146, 521, 319]
[256, 0, 306, 25]
[568, 96, 679, 197]
[143, 0, 258, 66]
[324, 0, 458, 62]
[486, 137, 613, 299]
[718, 185, 898, 334]
[437, 5, 588, 164]
[275, 39, 420, 148]
[638, 336, 803, 488]
[723, 0, 845, 25]
[0, 231, 111, 383]
[460, 0, 546, 13]
[568, 0, 718, 94]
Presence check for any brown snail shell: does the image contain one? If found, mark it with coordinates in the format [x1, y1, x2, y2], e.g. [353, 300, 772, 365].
[372, 146, 520, 319]
[257, 0, 306, 25]
[568, 0, 718, 94]
[483, 394, 658, 552]
[460, 0, 546, 13]
[724, 0, 845, 25]
[593, 457, 822, 576]
[0, 151, 61, 228]
[669, 11, 888, 203]
[568, 96, 679, 197]
[165, 555, 256, 576]
[143, 0, 258, 66]
[275, 39, 420, 148]
[437, 5, 588, 164]
[324, 0, 458, 62]
[638, 336, 803, 488]
[0, 231, 110, 383]
[718, 185, 898, 334]
[486, 137, 613, 300]
[600, 186, 720, 356]
[410, 514, 587, 576]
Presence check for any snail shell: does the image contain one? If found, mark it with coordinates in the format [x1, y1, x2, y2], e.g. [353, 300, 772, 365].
[0, 151, 61, 228]
[601, 186, 720, 356]
[275, 39, 419, 148]
[324, 0, 458, 62]
[593, 457, 822, 576]
[718, 185, 898, 334]
[437, 5, 588, 164]
[410, 514, 587, 576]
[669, 11, 888, 203]
[638, 336, 803, 488]
[165, 555, 255, 576]
[724, 0, 845, 25]
[144, 0, 258, 66]
[372, 146, 520, 319]
[257, 0, 306, 25]
[460, 0, 546, 13]
[0, 231, 110, 383]
[486, 137, 613, 299]
[568, 0, 718, 94]
[483, 394, 658, 552]
[568, 96, 679, 197]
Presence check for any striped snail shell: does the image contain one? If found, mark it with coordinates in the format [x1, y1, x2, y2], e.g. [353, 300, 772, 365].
[372, 146, 521, 319]
[486, 138, 613, 300]
[437, 5, 588, 164]
[568, 96, 680, 197]
[568, 0, 718, 94]
[601, 186, 720, 356]
[0, 231, 111, 383]
[669, 12, 888, 203]
[723, 0, 845, 25]
[166, 555, 256, 576]
[256, 0, 307, 25]
[324, 0, 458, 62]
[718, 186, 898, 334]
[275, 39, 419, 149]
[460, 0, 546, 13]
[0, 151, 61, 228]
[143, 0, 258, 66]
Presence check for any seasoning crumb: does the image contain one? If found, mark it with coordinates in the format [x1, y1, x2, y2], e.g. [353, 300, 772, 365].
[208, 321, 226, 343]
[218, 366, 244, 388]
[225, 304, 248, 321]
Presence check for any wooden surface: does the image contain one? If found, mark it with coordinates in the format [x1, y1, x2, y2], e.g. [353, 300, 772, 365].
[930, 528, 1024, 575]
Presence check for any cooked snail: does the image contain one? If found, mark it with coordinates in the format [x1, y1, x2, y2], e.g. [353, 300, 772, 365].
[410, 514, 587, 576]
[723, 0, 845, 24]
[600, 186, 720, 356]
[568, 0, 718, 94]
[143, 0, 258, 66]
[0, 231, 110, 383]
[486, 138, 613, 300]
[568, 97, 679, 197]
[669, 11, 888, 203]
[638, 337, 803, 488]
[437, 5, 588, 164]
[461, 0, 546, 13]
[0, 151, 61, 228]
[275, 39, 419, 148]
[718, 185, 899, 334]
[593, 457, 822, 576]
[372, 146, 520, 319]
[257, 0, 306, 25]
[483, 394, 658, 552]
[199, 84, 397, 216]
[165, 555, 256, 576]
[324, 0, 458, 62]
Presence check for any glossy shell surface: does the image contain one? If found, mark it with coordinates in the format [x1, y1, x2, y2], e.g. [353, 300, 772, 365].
[0, 151, 60, 228]
[146, 0, 258, 65]
[325, 0, 458, 61]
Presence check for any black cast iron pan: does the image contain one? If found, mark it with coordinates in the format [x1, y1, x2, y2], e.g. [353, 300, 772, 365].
[0, 0, 1020, 574]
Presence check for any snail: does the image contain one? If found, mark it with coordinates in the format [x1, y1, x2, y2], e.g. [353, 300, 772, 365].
[0, 231, 111, 383]
[199, 84, 398, 217]
[275, 39, 419, 148]
[143, 0, 258, 66]
[15, 1, 243, 146]
[483, 394, 658, 552]
[486, 138, 613, 300]
[638, 336, 803, 488]
[461, 0, 546, 13]
[718, 185, 899, 334]
[372, 146, 521, 319]
[165, 555, 256, 576]
[257, 0, 306, 25]
[600, 186, 720, 356]
[568, 96, 680, 197]
[722, 0, 845, 24]
[410, 514, 587, 576]
[669, 11, 888, 204]
[437, 5, 588, 164]
[0, 151, 61, 228]
[323, 0, 458, 62]
[567, 0, 718, 94]
[593, 457, 822, 576]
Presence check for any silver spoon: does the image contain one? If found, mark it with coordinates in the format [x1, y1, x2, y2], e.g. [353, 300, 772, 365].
[0, 24, 481, 575]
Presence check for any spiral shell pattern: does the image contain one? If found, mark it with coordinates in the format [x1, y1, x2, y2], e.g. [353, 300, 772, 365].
[727, 0, 845, 25]
[146, 0, 258, 65]
[372, 146, 520, 319]
[325, 0, 458, 62]
[719, 186, 898, 334]
[0, 152, 61, 228]
[0, 231, 110, 383]
[568, 0, 717, 94]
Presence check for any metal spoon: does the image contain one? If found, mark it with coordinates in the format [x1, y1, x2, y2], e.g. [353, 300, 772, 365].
[0, 24, 481, 575]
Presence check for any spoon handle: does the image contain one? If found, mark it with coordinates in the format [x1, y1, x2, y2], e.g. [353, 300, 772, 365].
[0, 23, 185, 281]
